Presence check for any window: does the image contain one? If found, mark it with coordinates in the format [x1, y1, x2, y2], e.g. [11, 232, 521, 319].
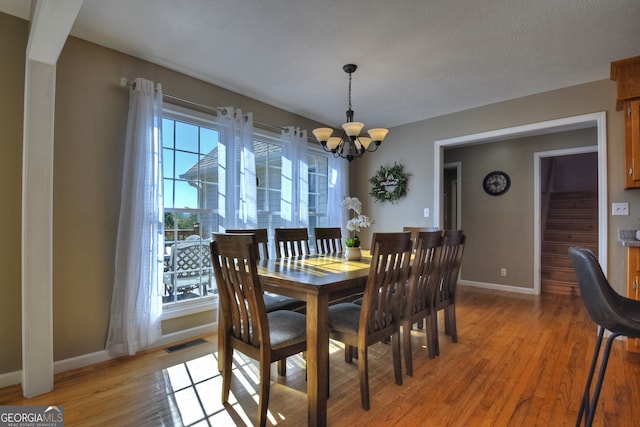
[161, 105, 337, 312]
[254, 134, 284, 234]
[307, 151, 330, 250]
[162, 107, 219, 309]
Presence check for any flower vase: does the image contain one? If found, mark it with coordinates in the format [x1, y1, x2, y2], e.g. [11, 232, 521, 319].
[345, 246, 362, 261]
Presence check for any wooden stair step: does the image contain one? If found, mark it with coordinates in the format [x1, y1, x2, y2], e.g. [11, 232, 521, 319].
[543, 230, 598, 244]
[541, 254, 572, 267]
[542, 241, 597, 254]
[541, 265, 577, 282]
[548, 199, 598, 209]
[545, 220, 597, 231]
[541, 279, 581, 296]
[549, 191, 597, 200]
[546, 210, 598, 220]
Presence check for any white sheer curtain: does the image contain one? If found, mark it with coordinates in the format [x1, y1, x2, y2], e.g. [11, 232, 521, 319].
[107, 77, 163, 356]
[327, 155, 349, 236]
[217, 107, 257, 230]
[280, 126, 308, 228]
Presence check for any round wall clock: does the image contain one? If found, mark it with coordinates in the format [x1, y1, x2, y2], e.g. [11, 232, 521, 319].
[482, 171, 510, 196]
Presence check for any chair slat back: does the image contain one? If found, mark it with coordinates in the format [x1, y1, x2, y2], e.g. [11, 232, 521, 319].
[406, 231, 444, 317]
[211, 233, 269, 349]
[275, 228, 310, 258]
[314, 227, 343, 254]
[226, 228, 270, 259]
[434, 230, 465, 310]
[403, 226, 439, 249]
[360, 232, 413, 337]
[402, 226, 432, 241]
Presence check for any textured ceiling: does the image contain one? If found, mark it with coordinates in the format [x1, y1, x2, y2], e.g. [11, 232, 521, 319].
[3, 0, 640, 129]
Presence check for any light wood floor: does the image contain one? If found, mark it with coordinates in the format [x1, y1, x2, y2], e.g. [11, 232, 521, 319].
[1, 286, 639, 426]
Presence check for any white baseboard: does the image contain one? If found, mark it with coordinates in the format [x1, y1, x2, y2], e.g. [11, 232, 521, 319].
[0, 370, 21, 389]
[0, 322, 216, 390]
[459, 280, 538, 295]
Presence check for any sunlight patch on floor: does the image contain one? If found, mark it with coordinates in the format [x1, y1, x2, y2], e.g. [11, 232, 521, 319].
[162, 351, 308, 425]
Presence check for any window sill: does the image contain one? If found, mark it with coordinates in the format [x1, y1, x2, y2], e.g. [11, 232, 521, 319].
[161, 296, 217, 321]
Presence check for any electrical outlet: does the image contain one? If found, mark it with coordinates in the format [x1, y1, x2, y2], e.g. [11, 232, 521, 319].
[500, 268, 507, 277]
[612, 202, 629, 216]
[423, 208, 430, 218]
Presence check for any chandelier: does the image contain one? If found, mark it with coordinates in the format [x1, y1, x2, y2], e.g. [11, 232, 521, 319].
[312, 64, 389, 162]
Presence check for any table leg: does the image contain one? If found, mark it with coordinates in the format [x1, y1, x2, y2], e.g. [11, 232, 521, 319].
[306, 292, 329, 427]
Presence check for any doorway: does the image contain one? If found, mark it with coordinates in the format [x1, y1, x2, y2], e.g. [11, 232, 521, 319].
[434, 112, 607, 295]
[536, 148, 598, 295]
[443, 162, 461, 230]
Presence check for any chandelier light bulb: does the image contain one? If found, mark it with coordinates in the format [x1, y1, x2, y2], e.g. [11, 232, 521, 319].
[312, 127, 333, 143]
[367, 128, 389, 143]
[342, 121, 364, 138]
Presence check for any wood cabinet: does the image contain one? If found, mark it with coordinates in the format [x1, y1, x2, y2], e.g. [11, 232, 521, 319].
[626, 246, 640, 352]
[611, 56, 640, 189]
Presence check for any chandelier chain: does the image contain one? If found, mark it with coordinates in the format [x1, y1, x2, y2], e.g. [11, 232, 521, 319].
[347, 72, 353, 113]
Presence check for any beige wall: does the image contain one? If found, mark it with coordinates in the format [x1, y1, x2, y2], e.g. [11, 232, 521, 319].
[0, 13, 27, 374]
[352, 79, 638, 299]
[444, 128, 596, 289]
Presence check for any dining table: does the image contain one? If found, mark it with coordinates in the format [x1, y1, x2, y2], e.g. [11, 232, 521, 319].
[256, 251, 371, 427]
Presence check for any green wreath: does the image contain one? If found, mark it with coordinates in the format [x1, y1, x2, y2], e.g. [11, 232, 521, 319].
[369, 163, 410, 203]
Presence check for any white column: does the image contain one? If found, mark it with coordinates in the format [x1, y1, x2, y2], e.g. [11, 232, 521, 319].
[21, 0, 84, 397]
[21, 58, 56, 397]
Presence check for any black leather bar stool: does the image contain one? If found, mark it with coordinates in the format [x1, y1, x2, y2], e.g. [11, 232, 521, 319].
[568, 246, 640, 427]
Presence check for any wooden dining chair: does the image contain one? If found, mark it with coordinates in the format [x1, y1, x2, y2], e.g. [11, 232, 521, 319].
[274, 227, 310, 258]
[403, 226, 438, 249]
[328, 231, 413, 410]
[211, 233, 307, 427]
[314, 227, 343, 254]
[402, 230, 444, 375]
[226, 228, 270, 260]
[224, 228, 305, 315]
[431, 229, 466, 356]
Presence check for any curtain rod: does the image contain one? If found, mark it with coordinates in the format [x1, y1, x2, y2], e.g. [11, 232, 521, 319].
[118, 77, 287, 133]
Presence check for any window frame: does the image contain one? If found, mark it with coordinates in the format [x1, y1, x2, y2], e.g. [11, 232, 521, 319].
[161, 104, 220, 319]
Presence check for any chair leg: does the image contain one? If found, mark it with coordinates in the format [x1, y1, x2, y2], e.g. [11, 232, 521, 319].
[221, 348, 234, 403]
[578, 329, 621, 427]
[358, 346, 370, 410]
[403, 321, 414, 376]
[277, 358, 286, 376]
[576, 326, 604, 427]
[258, 358, 271, 427]
[444, 305, 457, 343]
[431, 312, 442, 357]
[345, 345, 354, 363]
[392, 332, 403, 386]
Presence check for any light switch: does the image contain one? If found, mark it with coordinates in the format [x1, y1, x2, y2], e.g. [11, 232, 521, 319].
[423, 208, 429, 218]
[612, 202, 629, 216]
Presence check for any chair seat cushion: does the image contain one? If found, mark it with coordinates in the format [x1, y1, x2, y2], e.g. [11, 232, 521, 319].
[351, 296, 363, 306]
[263, 293, 305, 312]
[328, 302, 361, 334]
[267, 310, 307, 349]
